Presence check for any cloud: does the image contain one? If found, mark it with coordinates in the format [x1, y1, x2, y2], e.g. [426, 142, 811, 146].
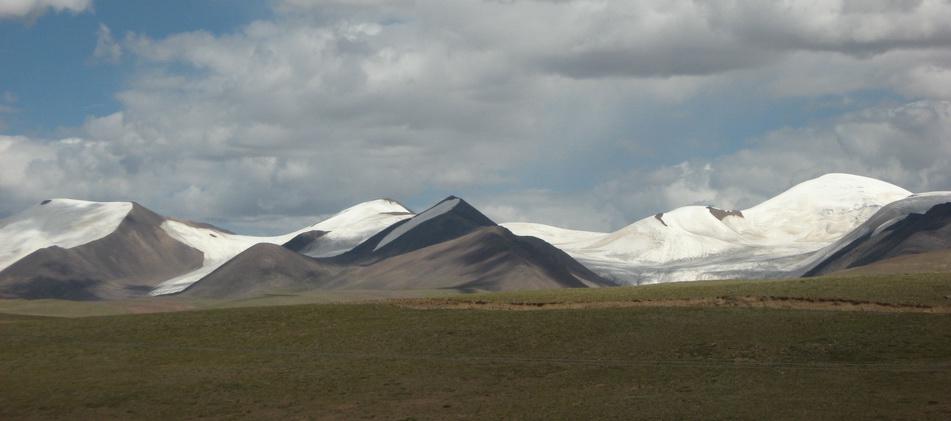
[474, 189, 627, 233]
[88, 23, 121, 64]
[0, 0, 92, 19]
[0, 135, 59, 214]
[4, 1, 951, 233]
[702, 0, 951, 56]
[591, 100, 951, 227]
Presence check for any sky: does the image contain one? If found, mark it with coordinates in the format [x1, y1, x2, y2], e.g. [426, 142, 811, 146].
[1, 0, 950, 235]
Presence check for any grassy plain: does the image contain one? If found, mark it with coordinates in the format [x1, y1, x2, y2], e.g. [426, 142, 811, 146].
[1, 273, 950, 420]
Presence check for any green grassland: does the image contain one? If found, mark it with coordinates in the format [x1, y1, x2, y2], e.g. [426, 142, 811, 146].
[441, 272, 951, 307]
[0, 288, 461, 318]
[1, 273, 950, 419]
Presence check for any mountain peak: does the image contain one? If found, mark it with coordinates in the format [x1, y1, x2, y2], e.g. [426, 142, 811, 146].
[332, 196, 496, 263]
[761, 173, 911, 207]
[371, 196, 494, 252]
[309, 198, 413, 231]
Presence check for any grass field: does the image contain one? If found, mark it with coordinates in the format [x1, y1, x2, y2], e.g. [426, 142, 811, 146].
[1, 273, 950, 419]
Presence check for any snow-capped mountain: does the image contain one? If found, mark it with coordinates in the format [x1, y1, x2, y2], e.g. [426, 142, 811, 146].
[333, 196, 498, 264]
[284, 199, 416, 258]
[504, 174, 914, 284]
[3, 173, 949, 300]
[150, 199, 413, 295]
[333, 196, 611, 288]
[0, 198, 414, 299]
[179, 196, 612, 298]
[0, 199, 203, 299]
[0, 199, 133, 272]
[796, 191, 951, 277]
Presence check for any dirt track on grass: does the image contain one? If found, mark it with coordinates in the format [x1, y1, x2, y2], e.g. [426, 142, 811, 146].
[395, 296, 951, 313]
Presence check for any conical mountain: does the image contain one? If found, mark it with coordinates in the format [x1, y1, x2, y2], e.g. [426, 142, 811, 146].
[178, 243, 340, 298]
[335, 196, 497, 264]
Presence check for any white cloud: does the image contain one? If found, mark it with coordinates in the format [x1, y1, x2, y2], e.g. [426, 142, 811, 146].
[4, 1, 951, 233]
[590, 100, 951, 227]
[0, 0, 92, 19]
[89, 23, 121, 64]
[0, 135, 58, 214]
[475, 189, 627, 232]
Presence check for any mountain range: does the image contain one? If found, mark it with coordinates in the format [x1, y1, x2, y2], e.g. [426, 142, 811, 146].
[1, 173, 949, 300]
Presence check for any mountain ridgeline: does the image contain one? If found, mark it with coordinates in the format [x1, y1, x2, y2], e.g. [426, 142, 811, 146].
[183, 196, 613, 298]
[2, 174, 951, 300]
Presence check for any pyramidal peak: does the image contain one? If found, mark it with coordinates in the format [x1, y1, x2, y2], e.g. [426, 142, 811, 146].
[375, 196, 467, 251]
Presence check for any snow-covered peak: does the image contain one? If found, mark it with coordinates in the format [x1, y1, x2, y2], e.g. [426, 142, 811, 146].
[373, 197, 460, 252]
[0, 199, 133, 271]
[309, 199, 412, 232]
[749, 173, 910, 212]
[738, 173, 912, 243]
[298, 199, 414, 258]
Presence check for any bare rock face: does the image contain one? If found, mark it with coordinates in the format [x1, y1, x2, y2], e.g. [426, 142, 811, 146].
[706, 206, 743, 221]
[0, 203, 203, 300]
